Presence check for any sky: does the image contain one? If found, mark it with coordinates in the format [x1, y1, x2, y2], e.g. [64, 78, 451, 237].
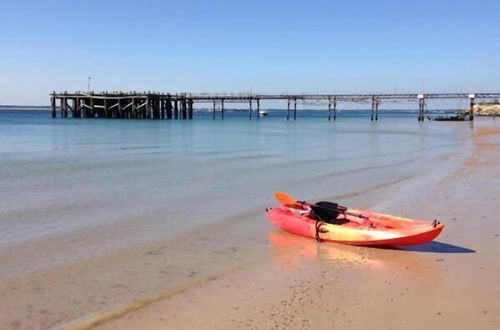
[1, 0, 499, 105]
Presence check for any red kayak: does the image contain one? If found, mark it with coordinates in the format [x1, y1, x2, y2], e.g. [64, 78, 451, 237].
[267, 192, 444, 246]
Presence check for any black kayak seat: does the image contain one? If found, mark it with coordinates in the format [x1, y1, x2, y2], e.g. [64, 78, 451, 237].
[309, 201, 349, 225]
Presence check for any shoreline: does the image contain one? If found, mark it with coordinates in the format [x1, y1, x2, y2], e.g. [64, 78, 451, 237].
[0, 107, 50, 111]
[93, 121, 500, 330]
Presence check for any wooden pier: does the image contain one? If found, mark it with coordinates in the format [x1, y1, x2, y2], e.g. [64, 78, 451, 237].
[50, 92, 500, 121]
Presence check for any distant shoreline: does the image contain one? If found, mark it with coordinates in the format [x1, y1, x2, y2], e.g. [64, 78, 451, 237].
[0, 106, 50, 110]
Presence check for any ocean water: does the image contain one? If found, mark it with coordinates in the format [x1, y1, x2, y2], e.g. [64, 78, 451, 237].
[0, 110, 472, 278]
[0, 110, 478, 328]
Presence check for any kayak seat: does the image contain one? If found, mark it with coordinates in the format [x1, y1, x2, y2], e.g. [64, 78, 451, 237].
[309, 202, 350, 225]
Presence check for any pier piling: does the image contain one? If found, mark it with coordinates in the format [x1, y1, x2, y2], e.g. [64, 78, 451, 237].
[371, 97, 375, 121]
[166, 97, 173, 119]
[212, 100, 216, 120]
[469, 94, 475, 121]
[328, 97, 332, 121]
[51, 96, 56, 118]
[188, 99, 193, 120]
[287, 99, 290, 121]
[221, 99, 225, 120]
[61, 97, 68, 118]
[293, 98, 297, 120]
[75, 98, 81, 118]
[333, 97, 337, 121]
[418, 95, 425, 121]
[257, 99, 260, 120]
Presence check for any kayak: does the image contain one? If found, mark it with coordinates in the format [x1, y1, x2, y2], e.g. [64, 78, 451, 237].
[266, 205, 444, 246]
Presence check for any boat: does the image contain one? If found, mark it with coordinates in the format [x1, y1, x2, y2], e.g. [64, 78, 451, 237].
[430, 111, 467, 121]
[432, 114, 466, 121]
[259, 110, 268, 117]
[266, 192, 444, 246]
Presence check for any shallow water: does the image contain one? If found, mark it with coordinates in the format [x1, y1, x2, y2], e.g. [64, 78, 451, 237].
[0, 110, 482, 329]
[0, 110, 472, 278]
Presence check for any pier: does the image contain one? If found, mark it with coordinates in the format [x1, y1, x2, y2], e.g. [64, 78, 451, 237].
[50, 92, 500, 121]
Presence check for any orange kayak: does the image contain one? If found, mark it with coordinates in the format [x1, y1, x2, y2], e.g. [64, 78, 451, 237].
[266, 205, 444, 246]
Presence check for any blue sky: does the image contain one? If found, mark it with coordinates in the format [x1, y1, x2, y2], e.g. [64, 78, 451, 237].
[1, 0, 499, 105]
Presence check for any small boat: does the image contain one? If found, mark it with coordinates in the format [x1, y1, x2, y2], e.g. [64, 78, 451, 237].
[432, 114, 466, 121]
[259, 110, 268, 117]
[267, 192, 444, 246]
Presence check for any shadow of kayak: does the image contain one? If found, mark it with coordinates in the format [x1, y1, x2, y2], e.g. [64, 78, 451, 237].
[376, 241, 475, 253]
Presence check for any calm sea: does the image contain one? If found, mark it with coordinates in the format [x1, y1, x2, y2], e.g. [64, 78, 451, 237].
[0, 110, 470, 278]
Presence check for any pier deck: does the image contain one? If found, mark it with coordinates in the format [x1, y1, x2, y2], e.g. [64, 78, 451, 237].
[50, 92, 500, 121]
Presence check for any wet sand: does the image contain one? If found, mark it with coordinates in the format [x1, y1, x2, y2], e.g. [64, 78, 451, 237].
[82, 122, 500, 329]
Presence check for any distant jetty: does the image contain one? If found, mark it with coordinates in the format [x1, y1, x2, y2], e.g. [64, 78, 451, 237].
[50, 92, 500, 121]
[461, 102, 500, 116]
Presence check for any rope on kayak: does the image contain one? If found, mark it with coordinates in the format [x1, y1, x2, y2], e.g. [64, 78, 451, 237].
[314, 217, 327, 242]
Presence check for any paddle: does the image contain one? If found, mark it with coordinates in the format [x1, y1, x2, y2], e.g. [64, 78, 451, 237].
[274, 191, 302, 207]
[273, 191, 400, 228]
